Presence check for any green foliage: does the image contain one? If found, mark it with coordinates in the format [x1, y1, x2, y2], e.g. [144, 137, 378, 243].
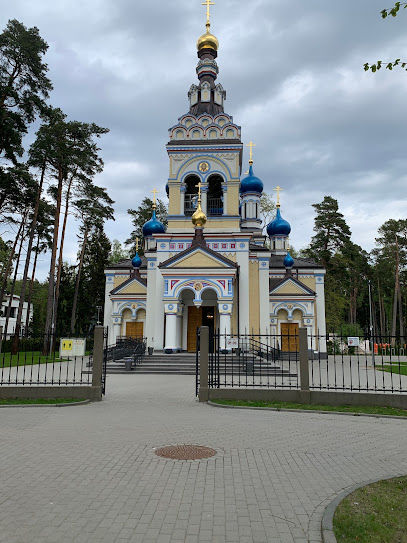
[0, 19, 52, 162]
[126, 198, 168, 255]
[364, 3, 407, 72]
[259, 192, 275, 232]
[109, 239, 129, 263]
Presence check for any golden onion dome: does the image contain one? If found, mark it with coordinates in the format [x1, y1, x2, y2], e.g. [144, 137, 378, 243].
[197, 23, 219, 52]
[192, 202, 207, 227]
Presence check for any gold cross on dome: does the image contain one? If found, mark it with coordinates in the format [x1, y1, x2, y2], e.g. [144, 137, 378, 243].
[246, 141, 256, 163]
[274, 186, 283, 207]
[195, 181, 203, 201]
[135, 237, 139, 252]
[202, 0, 215, 24]
[151, 188, 159, 207]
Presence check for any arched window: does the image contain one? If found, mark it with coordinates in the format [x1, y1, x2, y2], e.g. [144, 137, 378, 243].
[184, 175, 200, 216]
[207, 174, 223, 216]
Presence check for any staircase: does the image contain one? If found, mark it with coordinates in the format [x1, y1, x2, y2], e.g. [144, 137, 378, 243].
[105, 351, 297, 377]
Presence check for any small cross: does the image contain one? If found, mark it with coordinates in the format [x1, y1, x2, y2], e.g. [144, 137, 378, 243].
[195, 181, 203, 200]
[151, 188, 159, 206]
[274, 186, 283, 207]
[202, 0, 215, 24]
[246, 141, 256, 163]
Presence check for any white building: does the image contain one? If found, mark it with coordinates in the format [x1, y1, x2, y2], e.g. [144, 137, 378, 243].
[0, 295, 33, 338]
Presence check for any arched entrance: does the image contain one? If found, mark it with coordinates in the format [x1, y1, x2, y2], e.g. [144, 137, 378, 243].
[181, 288, 218, 352]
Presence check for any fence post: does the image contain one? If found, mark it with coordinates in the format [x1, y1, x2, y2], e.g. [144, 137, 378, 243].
[0, 326, 2, 358]
[92, 326, 104, 400]
[199, 326, 209, 402]
[299, 328, 311, 402]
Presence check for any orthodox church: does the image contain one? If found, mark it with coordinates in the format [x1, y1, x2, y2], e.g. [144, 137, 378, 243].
[103, 4, 327, 355]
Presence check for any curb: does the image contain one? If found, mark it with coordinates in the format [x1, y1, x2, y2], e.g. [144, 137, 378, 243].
[321, 474, 406, 543]
[207, 401, 407, 420]
[0, 399, 91, 408]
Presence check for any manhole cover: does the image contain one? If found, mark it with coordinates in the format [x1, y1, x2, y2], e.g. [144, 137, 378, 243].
[154, 445, 216, 460]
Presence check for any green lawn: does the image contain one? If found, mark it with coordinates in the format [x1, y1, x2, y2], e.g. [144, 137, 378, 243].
[334, 476, 407, 543]
[0, 352, 65, 368]
[0, 398, 86, 405]
[376, 364, 407, 376]
[211, 399, 407, 417]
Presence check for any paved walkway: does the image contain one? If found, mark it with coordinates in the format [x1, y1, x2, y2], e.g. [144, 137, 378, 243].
[1, 375, 407, 543]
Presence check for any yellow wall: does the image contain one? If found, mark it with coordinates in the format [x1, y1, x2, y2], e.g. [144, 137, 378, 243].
[249, 260, 260, 334]
[231, 294, 238, 334]
[137, 308, 146, 320]
[119, 282, 147, 295]
[227, 185, 239, 215]
[173, 251, 228, 268]
[168, 185, 180, 215]
[292, 309, 303, 324]
[300, 277, 316, 291]
[114, 276, 129, 288]
[167, 218, 240, 230]
[274, 282, 306, 295]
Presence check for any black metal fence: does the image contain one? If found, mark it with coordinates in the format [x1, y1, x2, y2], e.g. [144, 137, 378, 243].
[0, 334, 91, 386]
[103, 336, 146, 371]
[202, 331, 407, 394]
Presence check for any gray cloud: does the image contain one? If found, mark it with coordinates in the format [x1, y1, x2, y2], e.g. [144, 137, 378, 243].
[2, 0, 407, 276]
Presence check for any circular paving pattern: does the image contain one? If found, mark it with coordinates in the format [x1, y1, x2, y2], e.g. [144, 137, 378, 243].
[154, 445, 217, 460]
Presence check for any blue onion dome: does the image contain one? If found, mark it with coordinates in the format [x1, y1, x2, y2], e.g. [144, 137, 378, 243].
[267, 207, 291, 236]
[142, 209, 166, 237]
[240, 164, 264, 195]
[132, 252, 142, 269]
[283, 251, 294, 269]
[165, 182, 169, 197]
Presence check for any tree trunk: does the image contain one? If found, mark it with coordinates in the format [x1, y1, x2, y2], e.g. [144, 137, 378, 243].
[398, 283, 404, 346]
[70, 225, 89, 335]
[25, 235, 40, 333]
[391, 237, 400, 346]
[52, 176, 73, 336]
[43, 167, 64, 354]
[0, 219, 25, 313]
[3, 218, 26, 341]
[377, 279, 385, 338]
[11, 166, 45, 354]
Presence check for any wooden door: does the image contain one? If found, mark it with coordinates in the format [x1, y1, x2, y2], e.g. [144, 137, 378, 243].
[187, 306, 202, 352]
[126, 321, 144, 338]
[281, 323, 299, 352]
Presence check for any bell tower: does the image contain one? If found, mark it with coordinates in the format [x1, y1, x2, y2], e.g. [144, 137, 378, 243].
[166, 1, 243, 234]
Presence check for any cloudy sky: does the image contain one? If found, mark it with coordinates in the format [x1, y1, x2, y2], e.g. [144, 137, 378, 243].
[3, 0, 407, 278]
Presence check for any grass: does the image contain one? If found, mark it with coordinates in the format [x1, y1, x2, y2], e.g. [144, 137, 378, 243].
[333, 476, 407, 543]
[376, 363, 407, 376]
[0, 398, 86, 405]
[0, 352, 64, 368]
[211, 399, 407, 417]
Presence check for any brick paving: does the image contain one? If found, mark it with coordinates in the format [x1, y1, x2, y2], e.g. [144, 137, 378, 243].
[0, 375, 407, 543]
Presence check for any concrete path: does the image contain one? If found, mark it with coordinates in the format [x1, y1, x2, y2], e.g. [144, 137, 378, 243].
[1, 375, 407, 543]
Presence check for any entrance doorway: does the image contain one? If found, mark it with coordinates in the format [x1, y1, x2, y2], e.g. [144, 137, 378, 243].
[126, 321, 144, 338]
[187, 306, 216, 352]
[281, 323, 299, 352]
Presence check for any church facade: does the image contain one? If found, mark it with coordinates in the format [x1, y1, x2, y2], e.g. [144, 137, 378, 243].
[103, 9, 327, 355]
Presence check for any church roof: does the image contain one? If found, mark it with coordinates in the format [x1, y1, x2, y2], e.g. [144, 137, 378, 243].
[110, 273, 147, 295]
[159, 239, 238, 269]
[105, 257, 147, 270]
[269, 254, 323, 269]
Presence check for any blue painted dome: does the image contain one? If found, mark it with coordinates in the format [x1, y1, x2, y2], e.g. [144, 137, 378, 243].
[283, 251, 294, 269]
[131, 252, 142, 269]
[165, 182, 169, 197]
[240, 164, 263, 195]
[267, 208, 291, 236]
[142, 209, 166, 237]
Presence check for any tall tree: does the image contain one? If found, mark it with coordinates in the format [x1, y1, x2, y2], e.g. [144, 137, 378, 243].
[126, 198, 167, 255]
[70, 184, 114, 335]
[0, 19, 52, 163]
[304, 196, 351, 269]
[28, 107, 109, 350]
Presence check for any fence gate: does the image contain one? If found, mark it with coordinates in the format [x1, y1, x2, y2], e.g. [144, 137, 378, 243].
[101, 328, 108, 395]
